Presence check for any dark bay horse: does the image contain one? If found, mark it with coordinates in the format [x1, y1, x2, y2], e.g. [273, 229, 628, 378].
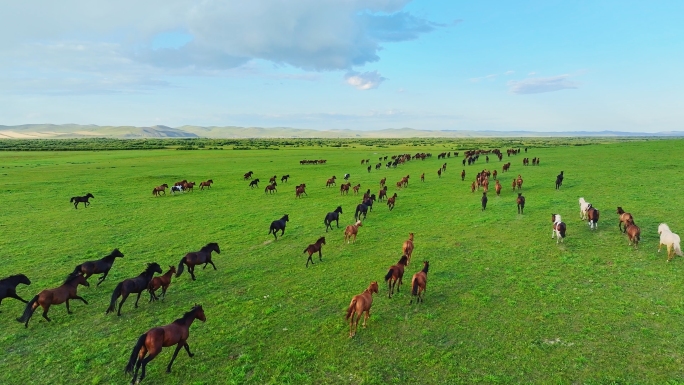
[177, 243, 221, 280]
[244, 171, 253, 180]
[555, 171, 564, 190]
[148, 266, 176, 302]
[70, 193, 94, 209]
[384, 255, 408, 298]
[125, 305, 206, 384]
[346, 281, 378, 338]
[72, 248, 125, 286]
[269, 215, 290, 240]
[249, 178, 260, 188]
[324, 206, 343, 232]
[265, 182, 277, 194]
[106, 263, 162, 316]
[17, 272, 89, 327]
[0, 274, 31, 310]
[517, 193, 525, 214]
[281, 174, 290, 183]
[410, 261, 430, 305]
[304, 237, 326, 267]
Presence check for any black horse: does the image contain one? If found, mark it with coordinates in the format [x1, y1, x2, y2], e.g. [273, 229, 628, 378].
[324, 206, 343, 232]
[177, 243, 221, 281]
[363, 194, 376, 212]
[70, 193, 94, 209]
[517, 193, 526, 214]
[269, 215, 290, 240]
[249, 179, 260, 188]
[481, 192, 488, 211]
[0, 274, 31, 310]
[355, 196, 376, 221]
[72, 249, 124, 286]
[281, 175, 290, 183]
[106, 263, 162, 316]
[555, 171, 564, 190]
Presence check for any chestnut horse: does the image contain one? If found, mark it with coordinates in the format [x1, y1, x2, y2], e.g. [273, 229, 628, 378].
[516, 175, 523, 190]
[183, 182, 195, 192]
[199, 180, 213, 190]
[495, 180, 502, 196]
[303, 237, 326, 267]
[106, 263, 162, 316]
[492, 170, 497, 180]
[295, 184, 307, 198]
[352, 184, 361, 194]
[340, 182, 351, 195]
[403, 233, 415, 265]
[551, 214, 566, 243]
[409, 261, 430, 305]
[17, 272, 89, 328]
[516, 193, 525, 214]
[625, 222, 641, 249]
[264, 182, 277, 194]
[345, 281, 378, 338]
[380, 177, 386, 187]
[152, 184, 169, 196]
[269, 175, 277, 184]
[148, 266, 176, 302]
[125, 305, 206, 384]
[384, 255, 408, 298]
[461, 169, 466, 181]
[420, 173, 425, 182]
[177, 243, 221, 280]
[378, 186, 388, 201]
[617, 207, 634, 233]
[344, 220, 363, 243]
[326, 176, 337, 187]
[72, 248, 125, 286]
[387, 193, 397, 211]
[511, 179, 516, 191]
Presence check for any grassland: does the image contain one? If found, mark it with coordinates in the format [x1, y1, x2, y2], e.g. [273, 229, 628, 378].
[1, 139, 684, 384]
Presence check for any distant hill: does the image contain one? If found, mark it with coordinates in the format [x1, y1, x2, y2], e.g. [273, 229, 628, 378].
[0, 124, 682, 139]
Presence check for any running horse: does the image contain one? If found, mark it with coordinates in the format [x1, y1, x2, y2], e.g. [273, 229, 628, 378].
[409, 261, 430, 305]
[295, 184, 307, 198]
[326, 176, 337, 187]
[516, 175, 523, 190]
[617, 207, 634, 233]
[511, 179, 516, 191]
[495, 180, 502, 196]
[516, 193, 525, 214]
[281, 174, 290, 183]
[177, 243, 221, 280]
[551, 214, 566, 243]
[352, 184, 361, 195]
[72, 248, 125, 286]
[380, 177, 386, 187]
[344, 220, 363, 243]
[0, 274, 31, 309]
[420, 173, 425, 182]
[658, 223, 683, 262]
[199, 180, 213, 190]
[555, 171, 564, 190]
[303, 237, 326, 267]
[324, 206, 343, 232]
[125, 305, 206, 384]
[625, 222, 641, 249]
[148, 266, 176, 302]
[244, 171, 253, 180]
[268, 215, 290, 240]
[387, 193, 397, 211]
[345, 281, 378, 338]
[17, 272, 89, 328]
[264, 182, 277, 194]
[461, 170, 466, 181]
[384, 255, 408, 298]
[249, 179, 260, 188]
[378, 186, 388, 201]
[70, 193, 94, 209]
[402, 233, 415, 265]
[152, 184, 169, 196]
[269, 175, 277, 184]
[587, 206, 599, 230]
[106, 263, 162, 316]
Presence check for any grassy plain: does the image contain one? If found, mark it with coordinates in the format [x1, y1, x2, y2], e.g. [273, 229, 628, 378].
[1, 139, 684, 384]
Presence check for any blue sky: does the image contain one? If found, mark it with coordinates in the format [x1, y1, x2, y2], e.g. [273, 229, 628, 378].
[0, 0, 682, 132]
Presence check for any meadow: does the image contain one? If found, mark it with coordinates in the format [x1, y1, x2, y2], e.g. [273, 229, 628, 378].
[1, 138, 684, 384]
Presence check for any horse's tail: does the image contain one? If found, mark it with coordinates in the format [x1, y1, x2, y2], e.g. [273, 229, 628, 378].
[124, 333, 147, 374]
[16, 295, 38, 324]
[72, 263, 83, 275]
[176, 257, 185, 277]
[152, 188, 156, 195]
[412, 279, 419, 296]
[384, 268, 394, 282]
[674, 241, 683, 256]
[345, 299, 357, 320]
[559, 223, 567, 238]
[106, 282, 123, 314]
[354, 207, 360, 221]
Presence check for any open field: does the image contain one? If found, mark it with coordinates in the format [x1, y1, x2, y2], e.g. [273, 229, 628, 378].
[1, 139, 684, 384]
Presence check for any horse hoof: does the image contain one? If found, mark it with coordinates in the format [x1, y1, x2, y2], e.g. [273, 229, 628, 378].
[189, 353, 195, 358]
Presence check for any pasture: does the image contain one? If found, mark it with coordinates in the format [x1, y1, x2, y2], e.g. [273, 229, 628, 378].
[1, 139, 684, 384]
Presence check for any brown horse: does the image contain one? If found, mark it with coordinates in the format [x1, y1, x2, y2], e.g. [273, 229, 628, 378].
[420, 173, 425, 182]
[243, 171, 253, 180]
[516, 175, 523, 190]
[625, 222, 641, 249]
[492, 170, 497, 180]
[174, 180, 187, 186]
[617, 207, 634, 233]
[471, 181, 476, 193]
[199, 180, 213, 190]
[384, 255, 408, 298]
[345, 281, 378, 338]
[152, 184, 169, 196]
[517, 193, 525, 214]
[380, 177, 386, 187]
[72, 248, 125, 286]
[303, 237, 326, 267]
[511, 179, 516, 191]
[326, 176, 337, 187]
[344, 220, 363, 243]
[461, 169, 466, 181]
[125, 305, 206, 384]
[106, 263, 162, 316]
[148, 266, 176, 302]
[409, 261, 429, 305]
[387, 193, 397, 211]
[402, 233, 415, 265]
[17, 272, 89, 328]
[177, 243, 221, 281]
[340, 182, 351, 195]
[265, 182, 278, 194]
[495, 180, 502, 196]
[183, 182, 196, 192]
[352, 184, 361, 194]
[437, 168, 442, 178]
[378, 186, 388, 201]
[269, 175, 277, 184]
[295, 183, 307, 198]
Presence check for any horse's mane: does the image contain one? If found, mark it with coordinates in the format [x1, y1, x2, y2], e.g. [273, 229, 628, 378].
[174, 305, 202, 324]
[398, 255, 408, 265]
[422, 262, 430, 274]
[64, 271, 83, 284]
[143, 263, 160, 274]
[316, 237, 325, 243]
[4, 274, 28, 282]
[201, 242, 218, 251]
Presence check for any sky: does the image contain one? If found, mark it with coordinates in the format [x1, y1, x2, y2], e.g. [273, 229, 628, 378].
[0, 0, 682, 132]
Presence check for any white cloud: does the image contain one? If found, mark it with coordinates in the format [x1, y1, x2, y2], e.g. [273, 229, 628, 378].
[507, 75, 579, 94]
[504, 70, 515, 75]
[470, 74, 498, 83]
[345, 71, 386, 90]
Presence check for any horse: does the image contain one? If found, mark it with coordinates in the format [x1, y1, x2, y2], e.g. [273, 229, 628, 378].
[511, 179, 516, 191]
[72, 248, 125, 286]
[125, 305, 206, 384]
[551, 214, 566, 243]
[387, 193, 397, 211]
[384, 255, 408, 298]
[326, 176, 337, 187]
[555, 171, 564, 189]
[344, 173, 350, 181]
[340, 183, 351, 195]
[281, 174, 290, 183]
[492, 170, 497, 180]
[249, 179, 260, 188]
[658, 224, 683, 262]
[148, 266, 176, 302]
[17, 272, 89, 328]
[402, 233, 415, 265]
[244, 171, 253, 180]
[516, 193, 525, 214]
[352, 184, 361, 194]
[152, 184, 169, 196]
[495, 180, 502, 196]
[183, 182, 195, 192]
[587, 207, 599, 230]
[617, 207, 634, 233]
[471, 181, 476, 193]
[516, 175, 523, 190]
[264, 182, 278, 194]
[269, 175, 277, 184]
[106, 263, 162, 316]
[345, 281, 378, 338]
[421, 173, 425, 182]
[409, 261, 430, 305]
[170, 185, 183, 194]
[70, 193, 94, 209]
[481, 192, 488, 211]
[367, 165, 371, 173]
[303, 237, 326, 267]
[177, 243, 221, 280]
[0, 274, 31, 310]
[268, 215, 289, 240]
[579, 198, 591, 220]
[324, 206, 343, 232]
[174, 180, 187, 186]
[199, 180, 213, 190]
[295, 184, 307, 198]
[461, 170, 465, 181]
[380, 177, 386, 187]
[344, 220, 363, 243]
[625, 222, 641, 249]
[378, 186, 388, 201]
[437, 168, 442, 178]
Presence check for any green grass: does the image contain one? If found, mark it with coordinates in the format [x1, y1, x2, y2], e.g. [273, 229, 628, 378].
[1, 139, 684, 384]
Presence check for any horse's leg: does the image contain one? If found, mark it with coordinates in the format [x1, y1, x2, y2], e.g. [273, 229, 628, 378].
[349, 312, 355, 338]
[42, 303, 52, 322]
[139, 351, 159, 383]
[203, 262, 209, 269]
[189, 266, 196, 281]
[166, 343, 184, 373]
[97, 271, 108, 286]
[183, 341, 195, 357]
[161, 286, 167, 300]
[118, 292, 129, 316]
[306, 255, 312, 268]
[209, 260, 217, 270]
[134, 291, 142, 308]
[318, 249, 323, 261]
[362, 310, 369, 328]
[8, 292, 28, 303]
[336, 219, 340, 228]
[66, 299, 73, 314]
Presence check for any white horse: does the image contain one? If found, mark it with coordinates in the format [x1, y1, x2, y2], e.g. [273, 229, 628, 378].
[578, 198, 591, 220]
[658, 223, 682, 261]
[552, 214, 566, 243]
